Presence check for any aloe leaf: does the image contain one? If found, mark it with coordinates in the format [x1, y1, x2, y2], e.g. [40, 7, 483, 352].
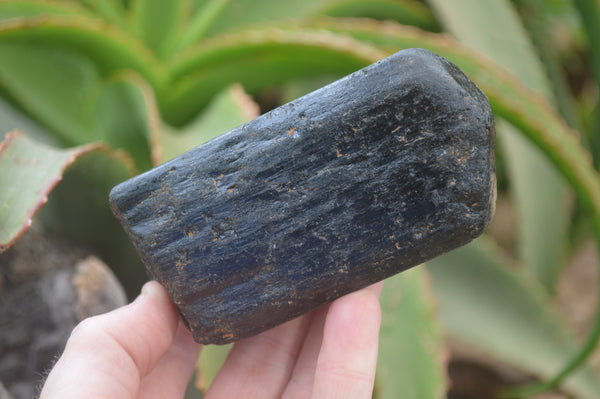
[376, 268, 447, 399]
[196, 344, 232, 392]
[319, 0, 439, 31]
[498, 121, 569, 293]
[0, 131, 129, 251]
[198, 0, 340, 38]
[427, 238, 600, 399]
[76, 0, 126, 27]
[481, 71, 600, 397]
[516, 0, 581, 131]
[0, 41, 99, 145]
[426, 0, 585, 391]
[159, 83, 258, 163]
[129, 0, 187, 55]
[0, 98, 58, 146]
[0, 16, 164, 91]
[427, 0, 552, 96]
[182, 0, 438, 44]
[164, 29, 385, 125]
[166, 0, 233, 56]
[185, 0, 438, 41]
[0, 0, 91, 20]
[0, 40, 157, 170]
[93, 72, 157, 170]
[573, 0, 600, 168]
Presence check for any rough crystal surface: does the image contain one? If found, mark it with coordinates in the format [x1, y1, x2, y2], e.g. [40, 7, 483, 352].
[110, 48, 496, 344]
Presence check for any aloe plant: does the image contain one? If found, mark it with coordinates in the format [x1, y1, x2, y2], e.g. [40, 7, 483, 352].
[2, 0, 600, 397]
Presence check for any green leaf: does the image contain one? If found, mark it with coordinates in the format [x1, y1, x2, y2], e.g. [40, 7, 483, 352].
[498, 121, 569, 293]
[175, 0, 438, 52]
[189, 0, 439, 39]
[516, 0, 581, 131]
[0, 97, 58, 146]
[427, 0, 570, 295]
[0, 131, 129, 251]
[427, 238, 600, 399]
[376, 268, 447, 399]
[0, 0, 91, 20]
[196, 344, 232, 392]
[75, 0, 126, 27]
[573, 0, 600, 168]
[319, 0, 439, 31]
[129, 0, 187, 55]
[0, 41, 99, 145]
[0, 16, 164, 90]
[198, 0, 337, 37]
[93, 73, 157, 171]
[164, 29, 385, 125]
[159, 83, 258, 163]
[166, 0, 233, 56]
[0, 40, 157, 171]
[427, 0, 552, 96]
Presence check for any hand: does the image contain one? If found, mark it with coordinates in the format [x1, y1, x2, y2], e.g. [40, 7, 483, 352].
[39, 280, 383, 399]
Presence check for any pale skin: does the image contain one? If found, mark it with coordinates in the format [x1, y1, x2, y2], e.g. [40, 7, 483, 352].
[39, 280, 383, 399]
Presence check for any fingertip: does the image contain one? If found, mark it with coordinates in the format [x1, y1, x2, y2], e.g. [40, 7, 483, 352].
[329, 288, 382, 346]
[136, 280, 169, 303]
[141, 280, 162, 296]
[366, 281, 384, 298]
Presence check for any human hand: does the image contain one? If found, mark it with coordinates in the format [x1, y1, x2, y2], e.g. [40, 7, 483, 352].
[39, 280, 383, 399]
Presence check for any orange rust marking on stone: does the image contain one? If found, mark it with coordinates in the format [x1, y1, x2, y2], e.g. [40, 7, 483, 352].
[336, 148, 342, 158]
[288, 127, 297, 136]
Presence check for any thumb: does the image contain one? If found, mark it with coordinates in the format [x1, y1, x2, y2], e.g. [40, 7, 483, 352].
[40, 281, 180, 399]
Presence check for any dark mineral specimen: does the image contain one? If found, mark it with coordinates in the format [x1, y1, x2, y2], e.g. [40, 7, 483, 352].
[110, 48, 496, 345]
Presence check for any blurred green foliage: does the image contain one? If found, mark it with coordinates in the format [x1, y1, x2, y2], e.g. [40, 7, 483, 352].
[2, 0, 600, 397]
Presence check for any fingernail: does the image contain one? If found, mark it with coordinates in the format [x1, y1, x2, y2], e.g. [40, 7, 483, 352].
[133, 281, 154, 303]
[142, 280, 166, 299]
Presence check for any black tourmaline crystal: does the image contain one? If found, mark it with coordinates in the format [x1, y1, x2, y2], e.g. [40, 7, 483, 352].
[110, 48, 496, 344]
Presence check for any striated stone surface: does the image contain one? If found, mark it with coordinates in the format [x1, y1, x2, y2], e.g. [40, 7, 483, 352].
[110, 48, 496, 345]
